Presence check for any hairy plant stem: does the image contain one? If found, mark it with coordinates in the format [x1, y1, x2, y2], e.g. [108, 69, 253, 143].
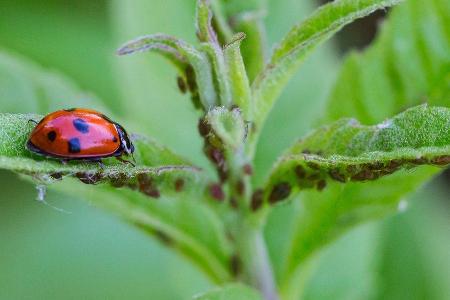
[225, 145, 279, 299]
[236, 219, 279, 300]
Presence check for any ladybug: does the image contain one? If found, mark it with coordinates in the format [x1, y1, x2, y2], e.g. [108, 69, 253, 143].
[27, 108, 135, 165]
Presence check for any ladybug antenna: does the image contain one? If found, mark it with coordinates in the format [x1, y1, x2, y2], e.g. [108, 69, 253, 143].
[131, 152, 136, 164]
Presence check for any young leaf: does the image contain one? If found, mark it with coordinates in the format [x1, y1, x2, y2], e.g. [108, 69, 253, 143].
[193, 283, 263, 300]
[0, 113, 206, 200]
[323, 0, 450, 124]
[262, 105, 450, 206]
[224, 33, 253, 121]
[206, 107, 246, 151]
[251, 0, 403, 148]
[118, 35, 218, 109]
[116, 34, 188, 72]
[222, 0, 268, 82]
[195, 0, 233, 107]
[196, 0, 219, 44]
[202, 43, 233, 107]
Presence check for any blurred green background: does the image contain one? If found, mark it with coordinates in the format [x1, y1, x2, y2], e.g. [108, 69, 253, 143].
[0, 0, 448, 299]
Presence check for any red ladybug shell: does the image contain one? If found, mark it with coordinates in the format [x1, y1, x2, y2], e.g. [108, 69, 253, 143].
[27, 108, 133, 160]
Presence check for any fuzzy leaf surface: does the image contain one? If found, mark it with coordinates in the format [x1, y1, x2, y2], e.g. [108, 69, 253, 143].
[324, 0, 450, 123]
[263, 105, 449, 206]
[273, 0, 450, 294]
[251, 0, 403, 142]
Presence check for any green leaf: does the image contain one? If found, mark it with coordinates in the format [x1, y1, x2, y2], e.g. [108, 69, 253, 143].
[202, 43, 233, 107]
[276, 0, 450, 296]
[221, 0, 268, 82]
[273, 105, 449, 298]
[206, 107, 246, 151]
[116, 34, 188, 72]
[224, 33, 253, 121]
[263, 105, 449, 205]
[251, 0, 403, 148]
[193, 283, 263, 300]
[60, 183, 234, 284]
[323, 0, 450, 124]
[196, 0, 218, 44]
[117, 35, 218, 109]
[279, 167, 438, 299]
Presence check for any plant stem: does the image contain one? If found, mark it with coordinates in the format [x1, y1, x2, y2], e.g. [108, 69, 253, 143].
[238, 221, 279, 300]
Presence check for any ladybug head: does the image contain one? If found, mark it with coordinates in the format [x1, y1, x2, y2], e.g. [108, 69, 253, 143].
[115, 123, 135, 156]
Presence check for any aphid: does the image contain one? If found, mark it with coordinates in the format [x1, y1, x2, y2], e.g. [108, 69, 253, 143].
[27, 108, 135, 165]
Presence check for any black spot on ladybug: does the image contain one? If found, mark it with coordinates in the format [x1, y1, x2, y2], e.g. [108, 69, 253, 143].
[68, 138, 81, 153]
[251, 189, 264, 211]
[64, 108, 76, 112]
[269, 182, 291, 204]
[112, 136, 118, 143]
[73, 118, 89, 134]
[47, 131, 57, 142]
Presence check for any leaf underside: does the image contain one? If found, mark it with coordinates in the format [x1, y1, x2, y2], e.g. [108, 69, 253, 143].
[263, 105, 449, 205]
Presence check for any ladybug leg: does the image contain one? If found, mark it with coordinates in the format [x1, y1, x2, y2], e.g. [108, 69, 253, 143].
[60, 159, 68, 165]
[116, 156, 135, 167]
[28, 119, 38, 125]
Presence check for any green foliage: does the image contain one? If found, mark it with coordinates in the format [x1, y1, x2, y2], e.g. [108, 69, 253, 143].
[251, 0, 404, 150]
[263, 105, 449, 206]
[65, 184, 234, 283]
[193, 283, 263, 300]
[0, 0, 449, 299]
[324, 0, 450, 123]
[224, 33, 252, 120]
